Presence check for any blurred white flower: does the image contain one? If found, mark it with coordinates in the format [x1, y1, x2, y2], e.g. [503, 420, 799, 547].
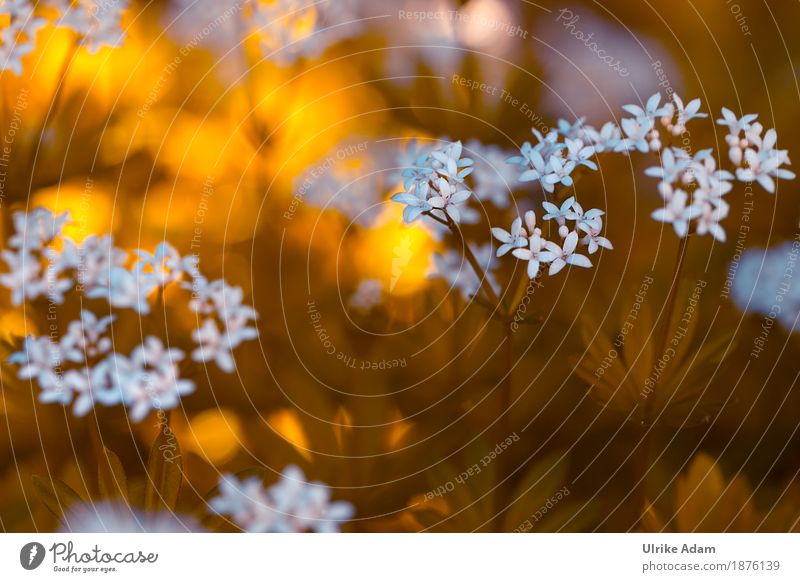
[251, 0, 362, 67]
[464, 140, 518, 209]
[210, 466, 354, 533]
[57, 0, 129, 54]
[62, 501, 203, 532]
[349, 278, 383, 311]
[0, 0, 47, 75]
[430, 243, 497, 301]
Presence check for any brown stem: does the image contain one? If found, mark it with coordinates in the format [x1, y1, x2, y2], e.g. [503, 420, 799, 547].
[441, 213, 503, 312]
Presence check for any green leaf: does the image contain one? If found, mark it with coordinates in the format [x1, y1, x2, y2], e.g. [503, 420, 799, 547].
[98, 446, 128, 500]
[32, 475, 83, 523]
[144, 426, 183, 512]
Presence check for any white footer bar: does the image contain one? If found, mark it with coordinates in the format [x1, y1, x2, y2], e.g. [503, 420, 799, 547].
[1, 533, 797, 581]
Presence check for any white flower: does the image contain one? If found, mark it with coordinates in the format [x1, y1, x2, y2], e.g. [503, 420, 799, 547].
[0, 249, 44, 305]
[555, 117, 586, 139]
[211, 474, 281, 533]
[619, 116, 655, 153]
[59, 309, 115, 362]
[86, 266, 157, 314]
[62, 501, 202, 533]
[565, 138, 597, 170]
[124, 337, 195, 422]
[135, 242, 198, 286]
[392, 184, 433, 223]
[0, 0, 47, 75]
[543, 155, 577, 190]
[511, 233, 552, 278]
[62, 362, 123, 417]
[429, 140, 474, 183]
[269, 465, 354, 533]
[735, 129, 796, 192]
[192, 319, 237, 372]
[578, 218, 613, 254]
[8, 336, 65, 396]
[542, 231, 592, 275]
[491, 214, 530, 257]
[250, 0, 362, 67]
[565, 201, 604, 231]
[583, 122, 622, 153]
[516, 148, 551, 184]
[666, 94, 707, 134]
[694, 203, 728, 242]
[542, 196, 575, 226]
[9, 208, 70, 251]
[57, 0, 129, 54]
[67, 234, 128, 291]
[645, 147, 691, 185]
[428, 177, 471, 223]
[349, 279, 383, 311]
[651, 189, 702, 237]
[622, 93, 672, 123]
[210, 466, 355, 533]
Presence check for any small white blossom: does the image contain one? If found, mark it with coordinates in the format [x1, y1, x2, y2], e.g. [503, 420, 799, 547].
[651, 189, 702, 237]
[622, 93, 672, 124]
[542, 231, 592, 275]
[349, 278, 383, 311]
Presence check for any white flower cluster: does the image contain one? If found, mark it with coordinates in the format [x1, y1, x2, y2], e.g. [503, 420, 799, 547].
[392, 140, 474, 223]
[2, 208, 259, 421]
[507, 92, 795, 244]
[250, 0, 362, 67]
[732, 242, 800, 330]
[57, 0, 129, 54]
[0, 0, 129, 75]
[0, 0, 47, 75]
[717, 108, 796, 193]
[492, 197, 609, 278]
[210, 465, 355, 533]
